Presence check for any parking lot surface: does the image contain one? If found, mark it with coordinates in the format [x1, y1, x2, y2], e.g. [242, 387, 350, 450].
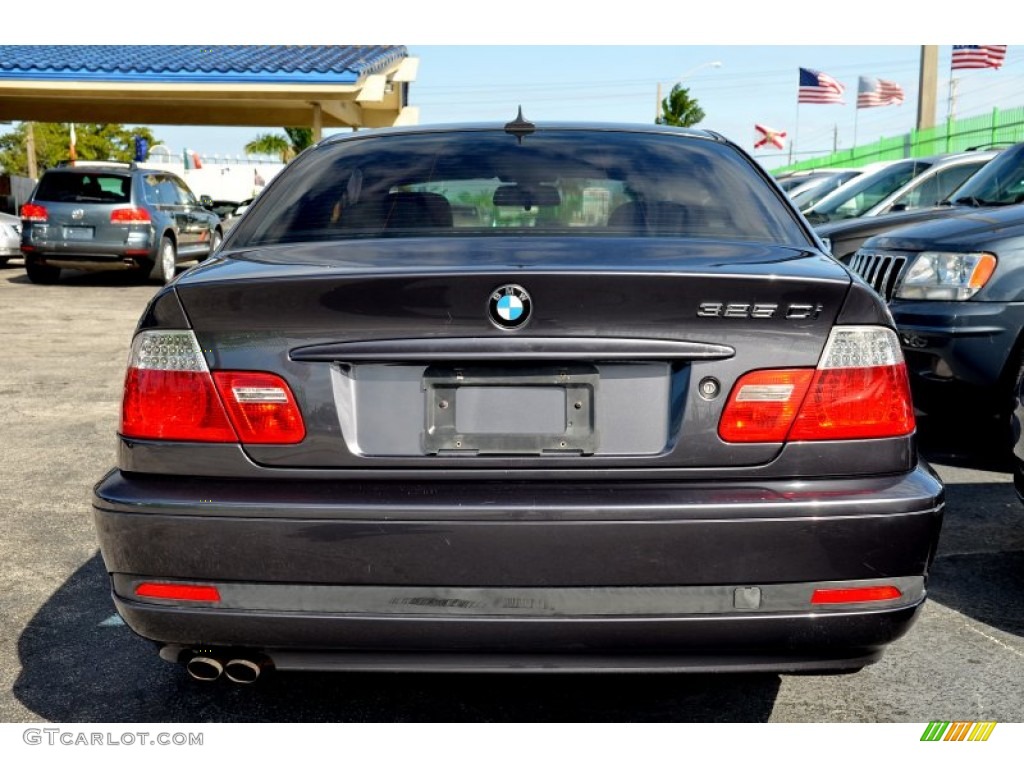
[1, 262, 1022, 722]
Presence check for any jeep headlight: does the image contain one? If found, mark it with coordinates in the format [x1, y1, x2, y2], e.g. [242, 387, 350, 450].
[894, 251, 997, 300]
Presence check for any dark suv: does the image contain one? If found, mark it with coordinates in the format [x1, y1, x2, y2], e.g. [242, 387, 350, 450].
[20, 163, 223, 284]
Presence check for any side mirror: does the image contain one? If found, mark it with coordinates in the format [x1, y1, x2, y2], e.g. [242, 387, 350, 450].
[889, 203, 906, 213]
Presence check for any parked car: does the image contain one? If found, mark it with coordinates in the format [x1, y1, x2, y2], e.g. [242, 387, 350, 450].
[820, 142, 1024, 264]
[774, 169, 838, 192]
[19, 162, 224, 284]
[848, 149, 1024, 418]
[860, 150, 999, 218]
[804, 156, 945, 225]
[204, 199, 242, 219]
[789, 169, 862, 211]
[0, 210, 21, 264]
[93, 118, 943, 682]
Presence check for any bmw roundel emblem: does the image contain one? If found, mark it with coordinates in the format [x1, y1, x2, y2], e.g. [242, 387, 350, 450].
[488, 284, 532, 330]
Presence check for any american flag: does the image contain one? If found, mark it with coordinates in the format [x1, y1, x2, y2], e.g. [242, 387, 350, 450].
[951, 45, 1008, 70]
[857, 76, 905, 109]
[798, 68, 845, 104]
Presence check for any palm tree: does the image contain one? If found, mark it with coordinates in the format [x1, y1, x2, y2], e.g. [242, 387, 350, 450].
[245, 127, 315, 163]
[245, 133, 293, 162]
[656, 85, 706, 128]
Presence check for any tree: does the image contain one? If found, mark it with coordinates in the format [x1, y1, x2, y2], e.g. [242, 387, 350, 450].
[656, 84, 706, 128]
[0, 122, 159, 176]
[283, 127, 314, 154]
[245, 127, 315, 163]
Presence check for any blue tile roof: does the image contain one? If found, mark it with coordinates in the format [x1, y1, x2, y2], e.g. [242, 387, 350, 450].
[0, 45, 408, 84]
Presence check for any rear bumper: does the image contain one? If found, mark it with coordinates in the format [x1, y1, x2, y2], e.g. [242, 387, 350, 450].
[22, 239, 156, 269]
[92, 465, 944, 671]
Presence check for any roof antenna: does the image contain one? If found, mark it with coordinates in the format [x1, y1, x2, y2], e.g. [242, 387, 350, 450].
[504, 106, 535, 144]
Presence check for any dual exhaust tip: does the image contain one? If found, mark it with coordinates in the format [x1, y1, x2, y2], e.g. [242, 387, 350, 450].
[186, 653, 268, 684]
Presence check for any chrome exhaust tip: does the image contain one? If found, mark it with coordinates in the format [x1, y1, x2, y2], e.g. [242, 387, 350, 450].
[223, 657, 264, 684]
[185, 655, 224, 682]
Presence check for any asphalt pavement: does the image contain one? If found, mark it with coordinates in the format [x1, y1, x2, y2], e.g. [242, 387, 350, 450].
[1, 261, 1022, 723]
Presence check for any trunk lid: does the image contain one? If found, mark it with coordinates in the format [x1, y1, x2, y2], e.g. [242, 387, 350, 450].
[173, 238, 852, 470]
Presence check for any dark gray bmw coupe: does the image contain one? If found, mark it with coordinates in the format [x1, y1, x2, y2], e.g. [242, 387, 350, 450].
[92, 118, 944, 682]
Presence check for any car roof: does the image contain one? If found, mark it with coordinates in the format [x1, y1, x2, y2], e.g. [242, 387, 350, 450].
[316, 121, 726, 147]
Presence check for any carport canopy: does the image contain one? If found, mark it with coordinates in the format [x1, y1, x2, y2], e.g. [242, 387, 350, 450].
[0, 45, 419, 138]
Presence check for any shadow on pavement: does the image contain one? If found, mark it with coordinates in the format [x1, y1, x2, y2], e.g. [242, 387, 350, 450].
[928, 480, 1024, 640]
[2, 269, 152, 288]
[15, 553, 782, 722]
[917, 412, 1014, 473]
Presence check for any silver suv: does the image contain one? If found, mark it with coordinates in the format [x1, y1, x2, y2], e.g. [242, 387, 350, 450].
[20, 163, 223, 284]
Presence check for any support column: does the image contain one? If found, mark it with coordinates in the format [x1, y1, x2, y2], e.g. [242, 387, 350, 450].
[917, 45, 938, 131]
[312, 102, 323, 142]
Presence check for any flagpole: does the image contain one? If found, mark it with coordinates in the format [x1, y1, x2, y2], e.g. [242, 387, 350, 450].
[790, 102, 800, 164]
[852, 108, 859, 156]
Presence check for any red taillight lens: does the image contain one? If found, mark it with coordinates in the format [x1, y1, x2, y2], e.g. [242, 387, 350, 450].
[719, 326, 915, 443]
[788, 365, 915, 441]
[20, 203, 48, 222]
[121, 368, 237, 441]
[719, 369, 815, 443]
[110, 207, 152, 224]
[135, 582, 221, 602]
[120, 331, 305, 445]
[212, 371, 306, 444]
[811, 585, 902, 605]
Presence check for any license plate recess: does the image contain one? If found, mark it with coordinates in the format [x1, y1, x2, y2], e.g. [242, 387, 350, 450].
[423, 365, 599, 455]
[62, 226, 94, 240]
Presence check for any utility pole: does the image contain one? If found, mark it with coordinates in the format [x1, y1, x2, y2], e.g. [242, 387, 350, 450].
[26, 122, 38, 179]
[917, 45, 939, 131]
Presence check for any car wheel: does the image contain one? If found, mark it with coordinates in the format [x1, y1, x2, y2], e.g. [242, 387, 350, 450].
[25, 258, 61, 284]
[0, 257, 8, 265]
[200, 229, 222, 263]
[151, 237, 177, 284]
[1002, 346, 1024, 447]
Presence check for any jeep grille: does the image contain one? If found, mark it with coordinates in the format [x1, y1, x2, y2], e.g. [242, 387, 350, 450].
[848, 250, 910, 301]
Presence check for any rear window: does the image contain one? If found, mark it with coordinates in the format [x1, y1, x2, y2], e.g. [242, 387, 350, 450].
[231, 130, 809, 248]
[35, 172, 131, 204]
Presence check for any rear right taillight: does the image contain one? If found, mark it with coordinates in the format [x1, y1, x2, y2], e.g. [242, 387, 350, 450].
[20, 203, 48, 222]
[719, 326, 915, 443]
[110, 207, 152, 224]
[120, 330, 306, 444]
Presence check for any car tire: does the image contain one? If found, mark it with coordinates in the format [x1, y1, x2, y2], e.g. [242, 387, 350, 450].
[25, 258, 61, 284]
[200, 229, 222, 263]
[151, 236, 177, 284]
[0, 257, 8, 265]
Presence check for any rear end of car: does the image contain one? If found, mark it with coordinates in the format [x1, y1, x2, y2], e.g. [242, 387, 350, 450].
[93, 124, 943, 680]
[20, 166, 156, 282]
[0, 212, 21, 261]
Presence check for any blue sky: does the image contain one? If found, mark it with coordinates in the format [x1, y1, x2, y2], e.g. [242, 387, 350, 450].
[150, 44, 1023, 171]
[18, 6, 1024, 171]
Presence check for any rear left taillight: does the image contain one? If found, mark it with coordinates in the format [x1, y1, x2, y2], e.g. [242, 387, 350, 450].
[110, 207, 152, 224]
[20, 203, 48, 222]
[719, 326, 914, 443]
[120, 330, 305, 444]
